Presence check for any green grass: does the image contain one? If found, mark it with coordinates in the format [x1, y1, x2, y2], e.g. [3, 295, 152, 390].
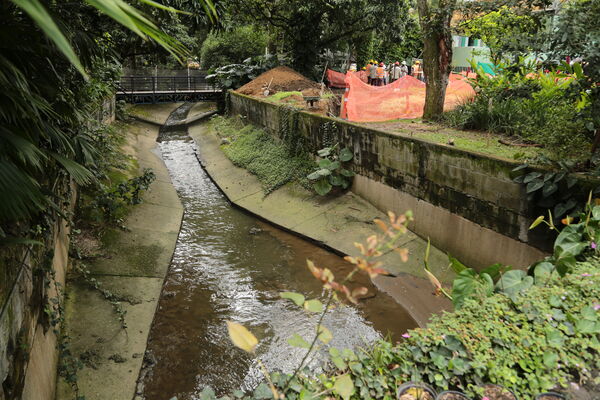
[211, 116, 315, 194]
[413, 130, 539, 160]
[365, 119, 541, 161]
[264, 91, 302, 103]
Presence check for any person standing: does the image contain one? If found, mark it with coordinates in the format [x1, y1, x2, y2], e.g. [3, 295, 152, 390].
[375, 62, 385, 86]
[400, 61, 409, 78]
[390, 61, 401, 83]
[369, 61, 378, 86]
[365, 61, 373, 85]
[412, 60, 423, 81]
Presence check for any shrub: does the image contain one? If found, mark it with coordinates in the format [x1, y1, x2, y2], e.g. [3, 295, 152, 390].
[444, 62, 593, 162]
[211, 116, 315, 193]
[200, 26, 268, 70]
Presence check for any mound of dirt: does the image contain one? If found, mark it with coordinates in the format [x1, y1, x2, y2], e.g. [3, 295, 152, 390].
[237, 66, 321, 96]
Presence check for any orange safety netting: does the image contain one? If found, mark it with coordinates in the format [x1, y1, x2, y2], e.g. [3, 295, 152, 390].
[326, 69, 368, 88]
[340, 72, 476, 122]
[326, 69, 348, 88]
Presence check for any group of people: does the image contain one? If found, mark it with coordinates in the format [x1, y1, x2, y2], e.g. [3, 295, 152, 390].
[357, 60, 424, 86]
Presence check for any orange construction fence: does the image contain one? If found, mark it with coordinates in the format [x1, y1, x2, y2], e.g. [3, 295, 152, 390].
[340, 72, 476, 122]
[326, 69, 368, 88]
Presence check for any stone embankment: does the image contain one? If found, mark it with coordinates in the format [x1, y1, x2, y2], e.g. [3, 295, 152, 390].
[227, 91, 549, 270]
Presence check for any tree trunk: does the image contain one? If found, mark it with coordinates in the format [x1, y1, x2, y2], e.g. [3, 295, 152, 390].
[417, 0, 455, 120]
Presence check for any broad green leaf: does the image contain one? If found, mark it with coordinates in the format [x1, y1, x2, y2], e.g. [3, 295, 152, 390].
[288, 333, 310, 349]
[448, 254, 467, 273]
[318, 159, 333, 168]
[512, 164, 528, 172]
[339, 148, 353, 162]
[198, 387, 217, 400]
[554, 225, 586, 258]
[339, 168, 355, 177]
[534, 262, 557, 285]
[592, 206, 600, 220]
[576, 319, 600, 334]
[313, 179, 332, 196]
[280, 292, 305, 307]
[333, 375, 355, 400]
[523, 172, 542, 183]
[480, 263, 507, 280]
[317, 326, 333, 344]
[327, 161, 341, 171]
[495, 270, 534, 299]
[546, 329, 563, 348]
[304, 299, 324, 313]
[12, 0, 87, 78]
[253, 383, 274, 399]
[529, 215, 545, 230]
[317, 148, 332, 157]
[526, 179, 544, 193]
[329, 174, 345, 187]
[307, 171, 321, 180]
[581, 306, 598, 321]
[452, 269, 478, 309]
[317, 168, 331, 177]
[329, 348, 347, 370]
[543, 182, 558, 197]
[543, 351, 558, 368]
[227, 321, 258, 353]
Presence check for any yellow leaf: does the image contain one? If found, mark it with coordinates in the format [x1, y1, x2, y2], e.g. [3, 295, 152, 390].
[317, 326, 333, 344]
[227, 321, 258, 353]
[529, 215, 545, 230]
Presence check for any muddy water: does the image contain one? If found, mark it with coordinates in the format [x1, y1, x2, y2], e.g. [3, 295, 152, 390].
[142, 104, 417, 400]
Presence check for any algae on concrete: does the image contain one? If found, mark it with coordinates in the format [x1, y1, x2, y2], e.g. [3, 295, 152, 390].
[56, 104, 184, 400]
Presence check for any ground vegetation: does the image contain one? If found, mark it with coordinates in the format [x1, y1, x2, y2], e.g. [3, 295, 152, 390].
[211, 116, 315, 194]
[198, 204, 600, 399]
[444, 62, 594, 162]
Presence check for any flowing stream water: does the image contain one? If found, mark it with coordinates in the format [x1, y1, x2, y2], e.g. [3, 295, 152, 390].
[141, 104, 417, 400]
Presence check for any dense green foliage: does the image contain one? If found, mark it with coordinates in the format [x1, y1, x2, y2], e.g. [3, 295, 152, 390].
[462, 6, 538, 64]
[0, 0, 206, 239]
[220, 0, 411, 77]
[211, 116, 315, 193]
[200, 26, 268, 70]
[198, 256, 600, 400]
[545, 0, 600, 143]
[367, 15, 423, 66]
[444, 62, 593, 161]
[206, 55, 281, 90]
[307, 146, 355, 196]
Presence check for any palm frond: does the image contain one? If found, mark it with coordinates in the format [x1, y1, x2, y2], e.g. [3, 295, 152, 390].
[10, 0, 88, 78]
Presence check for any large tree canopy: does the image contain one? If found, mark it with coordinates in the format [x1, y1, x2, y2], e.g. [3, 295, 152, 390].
[221, 0, 411, 77]
[461, 6, 538, 64]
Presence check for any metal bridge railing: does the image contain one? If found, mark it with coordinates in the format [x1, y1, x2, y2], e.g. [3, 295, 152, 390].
[117, 76, 219, 94]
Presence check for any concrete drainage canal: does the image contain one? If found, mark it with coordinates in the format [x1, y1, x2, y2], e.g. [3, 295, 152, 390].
[139, 104, 418, 399]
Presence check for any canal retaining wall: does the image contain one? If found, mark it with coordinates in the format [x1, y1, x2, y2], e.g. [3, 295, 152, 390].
[228, 91, 550, 269]
[0, 96, 116, 400]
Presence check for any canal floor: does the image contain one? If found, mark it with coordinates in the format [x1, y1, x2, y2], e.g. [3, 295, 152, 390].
[141, 105, 418, 399]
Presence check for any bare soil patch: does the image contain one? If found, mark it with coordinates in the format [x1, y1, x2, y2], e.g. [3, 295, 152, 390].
[236, 66, 321, 96]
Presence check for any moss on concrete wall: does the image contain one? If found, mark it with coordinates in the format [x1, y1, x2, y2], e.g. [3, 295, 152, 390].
[227, 91, 562, 267]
